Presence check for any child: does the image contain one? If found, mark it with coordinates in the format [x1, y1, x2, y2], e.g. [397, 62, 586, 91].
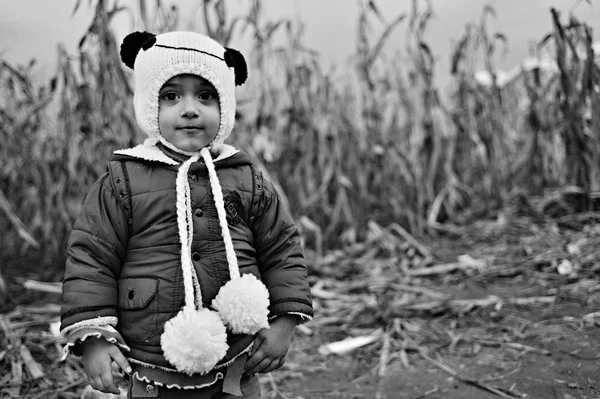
[60, 31, 313, 398]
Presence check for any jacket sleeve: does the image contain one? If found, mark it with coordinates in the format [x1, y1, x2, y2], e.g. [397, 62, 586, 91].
[251, 178, 313, 322]
[60, 172, 130, 356]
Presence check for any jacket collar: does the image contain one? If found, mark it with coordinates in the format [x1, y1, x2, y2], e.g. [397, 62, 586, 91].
[112, 139, 241, 165]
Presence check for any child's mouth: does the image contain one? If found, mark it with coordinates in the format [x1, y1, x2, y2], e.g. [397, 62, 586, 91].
[178, 127, 202, 134]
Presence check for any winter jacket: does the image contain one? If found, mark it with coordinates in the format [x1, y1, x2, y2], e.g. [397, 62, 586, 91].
[60, 143, 313, 386]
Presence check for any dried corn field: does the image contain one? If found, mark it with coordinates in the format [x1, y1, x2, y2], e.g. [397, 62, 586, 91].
[1, 0, 600, 398]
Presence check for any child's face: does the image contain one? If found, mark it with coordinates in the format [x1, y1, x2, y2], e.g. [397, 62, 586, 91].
[158, 74, 220, 152]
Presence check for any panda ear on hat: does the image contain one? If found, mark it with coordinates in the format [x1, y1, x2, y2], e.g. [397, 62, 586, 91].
[224, 48, 248, 86]
[120, 31, 157, 69]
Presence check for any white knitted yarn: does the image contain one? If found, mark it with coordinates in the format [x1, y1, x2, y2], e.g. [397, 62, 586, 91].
[201, 148, 270, 335]
[160, 154, 229, 375]
[175, 155, 201, 310]
[200, 148, 240, 279]
[182, 157, 203, 309]
[132, 31, 236, 146]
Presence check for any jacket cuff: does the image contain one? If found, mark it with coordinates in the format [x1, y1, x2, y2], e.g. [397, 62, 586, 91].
[61, 317, 129, 361]
[268, 311, 313, 324]
[268, 298, 313, 323]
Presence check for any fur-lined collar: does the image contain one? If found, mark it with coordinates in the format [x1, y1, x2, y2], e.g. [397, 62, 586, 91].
[113, 140, 240, 165]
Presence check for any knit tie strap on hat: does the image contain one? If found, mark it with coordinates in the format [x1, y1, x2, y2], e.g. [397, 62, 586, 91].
[160, 154, 228, 376]
[202, 148, 270, 336]
[160, 149, 269, 376]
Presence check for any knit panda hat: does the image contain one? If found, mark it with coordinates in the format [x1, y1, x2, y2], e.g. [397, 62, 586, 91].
[121, 31, 248, 147]
[120, 31, 269, 376]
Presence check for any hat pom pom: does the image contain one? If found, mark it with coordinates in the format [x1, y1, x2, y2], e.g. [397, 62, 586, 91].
[160, 308, 228, 375]
[120, 31, 156, 69]
[212, 274, 270, 335]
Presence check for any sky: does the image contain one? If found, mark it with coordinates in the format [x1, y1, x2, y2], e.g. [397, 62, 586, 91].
[0, 0, 599, 86]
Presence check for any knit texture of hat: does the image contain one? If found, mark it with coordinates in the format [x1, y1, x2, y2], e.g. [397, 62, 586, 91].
[132, 31, 235, 146]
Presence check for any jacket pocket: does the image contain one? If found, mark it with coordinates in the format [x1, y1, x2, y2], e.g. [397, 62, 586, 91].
[117, 278, 159, 344]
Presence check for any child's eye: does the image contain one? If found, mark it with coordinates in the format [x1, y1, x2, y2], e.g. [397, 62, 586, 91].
[198, 91, 216, 102]
[161, 92, 179, 101]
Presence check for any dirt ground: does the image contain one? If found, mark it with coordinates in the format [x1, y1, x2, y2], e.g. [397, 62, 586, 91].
[271, 214, 600, 399]
[280, 283, 600, 399]
[1, 211, 600, 399]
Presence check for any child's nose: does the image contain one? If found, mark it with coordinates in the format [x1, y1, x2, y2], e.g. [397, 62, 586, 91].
[181, 97, 199, 118]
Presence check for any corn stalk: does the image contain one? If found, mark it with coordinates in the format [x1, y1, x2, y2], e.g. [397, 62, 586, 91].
[1, 0, 598, 271]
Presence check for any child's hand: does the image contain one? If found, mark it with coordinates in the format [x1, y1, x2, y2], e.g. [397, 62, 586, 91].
[81, 337, 132, 394]
[245, 315, 298, 375]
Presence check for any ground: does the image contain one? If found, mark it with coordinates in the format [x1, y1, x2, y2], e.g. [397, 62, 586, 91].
[1, 209, 600, 399]
[271, 211, 600, 399]
[280, 281, 600, 399]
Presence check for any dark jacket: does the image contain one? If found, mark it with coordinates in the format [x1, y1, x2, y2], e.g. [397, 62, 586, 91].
[61, 144, 313, 374]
